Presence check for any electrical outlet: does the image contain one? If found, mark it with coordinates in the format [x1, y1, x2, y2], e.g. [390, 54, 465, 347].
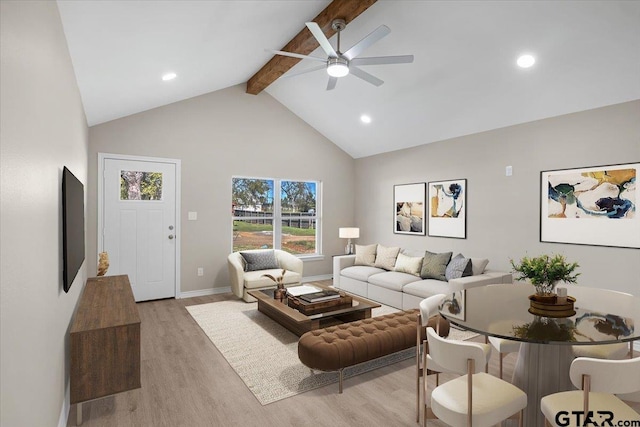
[197, 267, 204, 276]
[506, 165, 513, 176]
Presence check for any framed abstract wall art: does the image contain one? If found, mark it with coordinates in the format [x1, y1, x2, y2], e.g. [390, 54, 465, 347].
[394, 183, 425, 235]
[428, 179, 467, 239]
[541, 162, 638, 249]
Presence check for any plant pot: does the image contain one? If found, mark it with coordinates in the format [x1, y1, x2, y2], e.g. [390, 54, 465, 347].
[531, 294, 558, 304]
[274, 288, 286, 303]
[528, 294, 576, 318]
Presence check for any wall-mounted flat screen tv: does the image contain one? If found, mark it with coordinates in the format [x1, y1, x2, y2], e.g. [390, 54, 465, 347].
[62, 166, 85, 293]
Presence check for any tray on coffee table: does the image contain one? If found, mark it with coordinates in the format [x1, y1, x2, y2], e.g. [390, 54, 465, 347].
[248, 284, 381, 336]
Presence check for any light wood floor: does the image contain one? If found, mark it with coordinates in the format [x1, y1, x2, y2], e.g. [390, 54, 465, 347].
[68, 282, 637, 427]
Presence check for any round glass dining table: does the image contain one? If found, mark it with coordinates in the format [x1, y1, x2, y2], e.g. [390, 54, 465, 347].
[438, 283, 640, 427]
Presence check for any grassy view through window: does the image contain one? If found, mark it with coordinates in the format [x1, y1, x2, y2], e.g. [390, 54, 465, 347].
[232, 178, 318, 255]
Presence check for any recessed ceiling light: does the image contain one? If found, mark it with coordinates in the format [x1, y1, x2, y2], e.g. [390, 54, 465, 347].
[360, 114, 372, 124]
[517, 54, 535, 68]
[162, 72, 177, 81]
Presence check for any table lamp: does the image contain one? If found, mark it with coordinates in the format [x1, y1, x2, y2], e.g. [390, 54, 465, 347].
[339, 227, 360, 255]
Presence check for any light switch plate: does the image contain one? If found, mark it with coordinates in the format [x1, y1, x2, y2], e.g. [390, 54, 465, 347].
[505, 165, 513, 176]
[188, 211, 197, 221]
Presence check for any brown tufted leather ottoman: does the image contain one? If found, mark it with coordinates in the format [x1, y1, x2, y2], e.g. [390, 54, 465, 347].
[298, 309, 449, 393]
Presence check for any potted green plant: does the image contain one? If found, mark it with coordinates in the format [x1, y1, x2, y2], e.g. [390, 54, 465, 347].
[510, 254, 580, 297]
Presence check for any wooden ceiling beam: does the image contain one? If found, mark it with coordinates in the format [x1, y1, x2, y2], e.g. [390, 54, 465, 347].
[246, 0, 377, 95]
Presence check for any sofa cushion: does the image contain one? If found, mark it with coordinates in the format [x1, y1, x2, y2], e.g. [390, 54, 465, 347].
[470, 258, 489, 275]
[374, 244, 401, 270]
[421, 251, 452, 281]
[354, 244, 377, 266]
[341, 266, 386, 282]
[402, 279, 453, 299]
[394, 253, 423, 276]
[445, 253, 473, 280]
[243, 268, 301, 289]
[368, 271, 421, 292]
[240, 250, 279, 272]
[401, 248, 424, 258]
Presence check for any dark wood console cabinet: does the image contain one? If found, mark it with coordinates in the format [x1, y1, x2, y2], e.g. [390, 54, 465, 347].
[70, 275, 141, 422]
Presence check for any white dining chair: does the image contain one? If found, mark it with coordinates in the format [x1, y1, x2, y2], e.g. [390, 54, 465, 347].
[488, 336, 521, 379]
[417, 294, 491, 423]
[541, 356, 640, 427]
[416, 294, 449, 422]
[424, 327, 526, 427]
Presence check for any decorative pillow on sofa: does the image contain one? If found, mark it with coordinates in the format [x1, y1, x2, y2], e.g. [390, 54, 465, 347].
[240, 250, 279, 272]
[394, 253, 423, 276]
[420, 251, 453, 281]
[470, 258, 489, 275]
[374, 244, 401, 270]
[354, 244, 377, 266]
[445, 253, 473, 280]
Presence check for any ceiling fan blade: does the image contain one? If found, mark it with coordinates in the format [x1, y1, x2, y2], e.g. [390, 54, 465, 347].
[267, 49, 326, 62]
[283, 64, 326, 78]
[343, 25, 391, 60]
[350, 55, 414, 66]
[350, 66, 384, 87]
[326, 76, 338, 91]
[305, 22, 338, 58]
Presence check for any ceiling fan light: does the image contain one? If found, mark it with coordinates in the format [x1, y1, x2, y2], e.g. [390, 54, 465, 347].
[327, 58, 349, 77]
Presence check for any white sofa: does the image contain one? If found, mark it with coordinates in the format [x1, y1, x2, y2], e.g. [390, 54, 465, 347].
[333, 253, 511, 310]
[228, 249, 303, 302]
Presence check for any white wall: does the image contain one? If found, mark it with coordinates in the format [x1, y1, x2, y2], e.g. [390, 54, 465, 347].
[354, 100, 640, 296]
[0, 1, 88, 426]
[88, 84, 356, 293]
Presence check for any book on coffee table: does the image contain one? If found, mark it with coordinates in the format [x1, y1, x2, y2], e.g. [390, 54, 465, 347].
[287, 285, 321, 297]
[299, 290, 341, 303]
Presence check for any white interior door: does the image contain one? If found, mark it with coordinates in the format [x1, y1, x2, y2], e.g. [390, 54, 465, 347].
[101, 156, 178, 301]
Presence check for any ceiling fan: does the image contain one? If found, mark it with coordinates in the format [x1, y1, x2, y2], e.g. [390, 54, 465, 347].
[269, 19, 414, 90]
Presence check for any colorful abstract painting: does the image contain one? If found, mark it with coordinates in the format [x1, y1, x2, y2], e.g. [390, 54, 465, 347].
[547, 168, 635, 219]
[394, 183, 425, 235]
[541, 163, 639, 248]
[428, 179, 467, 238]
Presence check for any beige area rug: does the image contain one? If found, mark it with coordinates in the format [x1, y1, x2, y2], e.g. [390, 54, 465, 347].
[186, 300, 478, 405]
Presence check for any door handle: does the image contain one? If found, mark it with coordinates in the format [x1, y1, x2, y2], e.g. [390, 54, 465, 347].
[168, 235, 174, 240]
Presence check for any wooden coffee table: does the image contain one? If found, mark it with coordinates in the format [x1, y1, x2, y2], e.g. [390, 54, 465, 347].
[248, 285, 381, 336]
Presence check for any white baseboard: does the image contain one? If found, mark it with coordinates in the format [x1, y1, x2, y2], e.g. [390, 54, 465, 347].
[58, 380, 70, 427]
[179, 286, 231, 299]
[302, 274, 332, 283]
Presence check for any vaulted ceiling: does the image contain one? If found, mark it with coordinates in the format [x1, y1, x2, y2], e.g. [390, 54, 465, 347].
[57, 1, 640, 158]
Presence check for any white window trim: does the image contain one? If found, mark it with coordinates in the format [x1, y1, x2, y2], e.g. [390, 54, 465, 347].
[232, 176, 322, 257]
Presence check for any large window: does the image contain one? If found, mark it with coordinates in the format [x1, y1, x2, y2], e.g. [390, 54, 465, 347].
[232, 177, 320, 256]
